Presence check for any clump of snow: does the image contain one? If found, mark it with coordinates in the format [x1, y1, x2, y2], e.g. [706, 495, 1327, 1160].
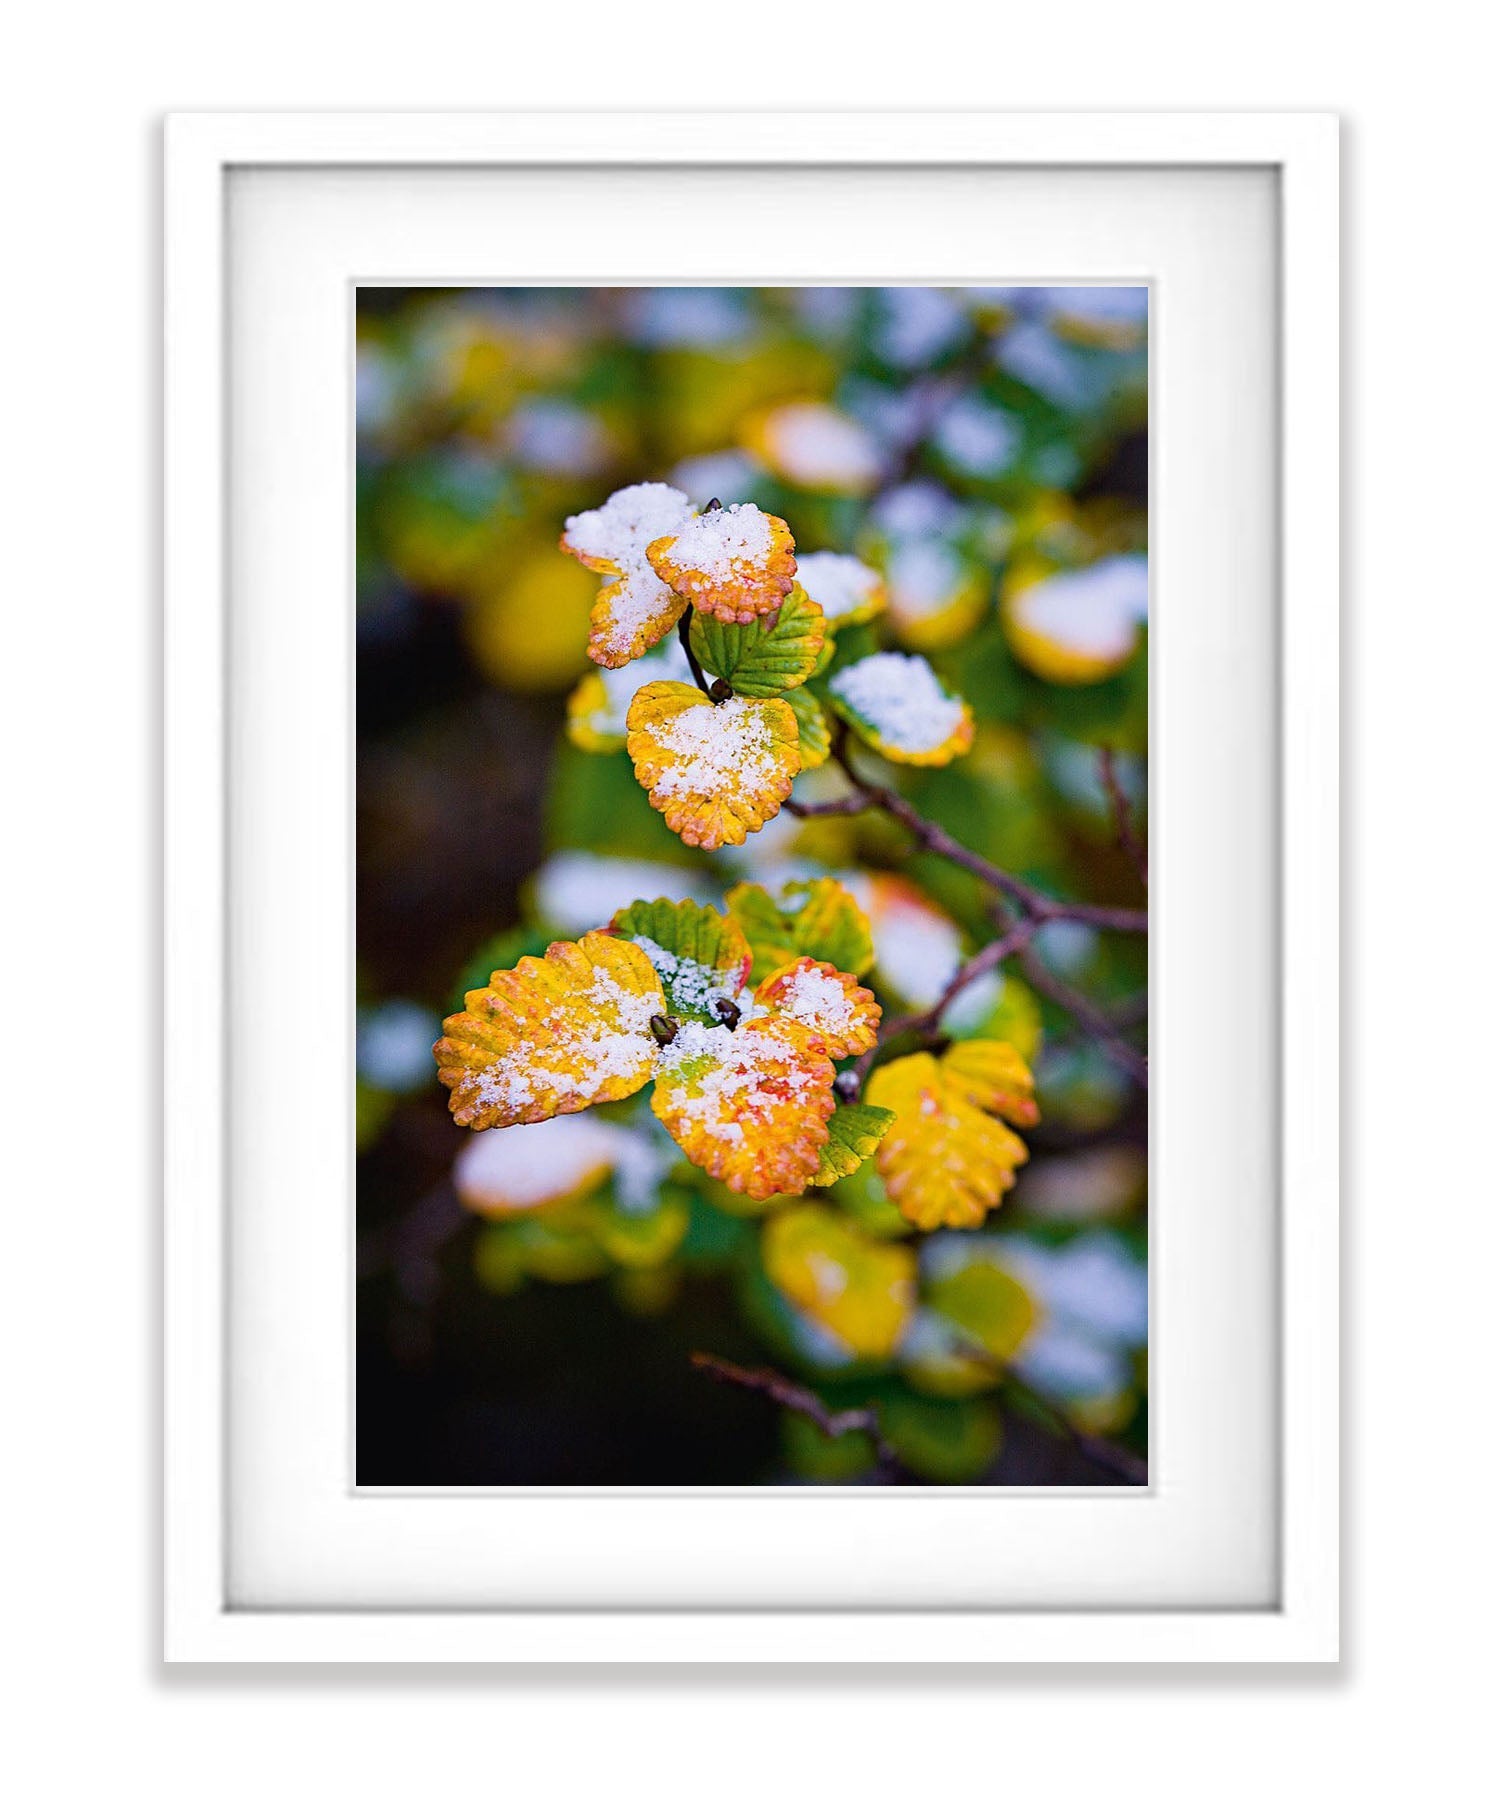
[658, 502, 774, 582]
[562, 482, 694, 658]
[533, 853, 711, 935]
[758, 403, 881, 492]
[773, 963, 855, 1034]
[796, 551, 883, 624]
[828, 652, 967, 754]
[630, 935, 744, 1021]
[874, 286, 967, 368]
[454, 1112, 628, 1214]
[1010, 556, 1148, 658]
[656, 1018, 823, 1146]
[650, 695, 781, 803]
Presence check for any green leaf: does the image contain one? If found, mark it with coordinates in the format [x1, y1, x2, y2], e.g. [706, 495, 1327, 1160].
[785, 684, 832, 769]
[609, 896, 752, 1025]
[927, 1262, 1036, 1364]
[878, 1392, 1003, 1482]
[690, 584, 826, 697]
[811, 1103, 897, 1187]
[726, 876, 876, 983]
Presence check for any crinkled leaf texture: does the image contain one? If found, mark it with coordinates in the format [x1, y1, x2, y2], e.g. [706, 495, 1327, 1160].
[689, 584, 826, 698]
[652, 1016, 837, 1201]
[784, 685, 832, 769]
[810, 1102, 897, 1187]
[867, 1038, 1040, 1229]
[434, 932, 665, 1128]
[753, 956, 880, 1061]
[647, 502, 798, 624]
[762, 1203, 916, 1360]
[727, 877, 875, 983]
[610, 896, 752, 1026]
[625, 680, 800, 850]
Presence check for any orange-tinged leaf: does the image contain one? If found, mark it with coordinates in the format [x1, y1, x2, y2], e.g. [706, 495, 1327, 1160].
[647, 502, 798, 625]
[754, 956, 880, 1060]
[434, 932, 664, 1129]
[560, 482, 695, 668]
[866, 1041, 1038, 1230]
[650, 1015, 836, 1200]
[625, 680, 800, 850]
[762, 1204, 917, 1360]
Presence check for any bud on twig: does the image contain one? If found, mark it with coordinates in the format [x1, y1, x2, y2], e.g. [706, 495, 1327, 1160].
[711, 998, 741, 1031]
[833, 1070, 861, 1105]
[649, 1014, 678, 1048]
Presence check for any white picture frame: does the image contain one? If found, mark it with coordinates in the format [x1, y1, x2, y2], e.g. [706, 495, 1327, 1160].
[164, 111, 1339, 1664]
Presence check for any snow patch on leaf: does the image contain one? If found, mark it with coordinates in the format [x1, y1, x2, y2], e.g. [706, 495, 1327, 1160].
[827, 652, 975, 766]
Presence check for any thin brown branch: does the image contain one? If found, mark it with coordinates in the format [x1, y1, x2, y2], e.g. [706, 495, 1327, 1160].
[1098, 746, 1147, 888]
[850, 918, 1039, 1088]
[998, 1362, 1149, 1485]
[1018, 947, 1149, 1088]
[821, 732, 1149, 934]
[690, 1352, 897, 1467]
[676, 609, 714, 700]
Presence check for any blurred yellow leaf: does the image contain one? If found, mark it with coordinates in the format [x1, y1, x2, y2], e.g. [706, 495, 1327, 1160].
[763, 1203, 917, 1360]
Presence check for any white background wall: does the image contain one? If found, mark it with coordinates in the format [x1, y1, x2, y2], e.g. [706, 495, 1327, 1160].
[2, 5, 1493, 1793]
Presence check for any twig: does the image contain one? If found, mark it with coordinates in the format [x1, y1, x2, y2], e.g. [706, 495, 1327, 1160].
[849, 918, 1039, 1088]
[1098, 746, 1147, 888]
[677, 609, 714, 700]
[690, 1352, 898, 1467]
[811, 730, 1148, 935]
[998, 1363, 1149, 1485]
[1018, 946, 1148, 1087]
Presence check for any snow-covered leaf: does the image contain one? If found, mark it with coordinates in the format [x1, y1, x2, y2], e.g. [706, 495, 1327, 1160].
[647, 502, 798, 625]
[610, 895, 752, 1026]
[560, 481, 695, 668]
[650, 1015, 837, 1200]
[795, 550, 887, 630]
[625, 680, 800, 850]
[434, 932, 665, 1128]
[827, 651, 975, 767]
[753, 956, 880, 1060]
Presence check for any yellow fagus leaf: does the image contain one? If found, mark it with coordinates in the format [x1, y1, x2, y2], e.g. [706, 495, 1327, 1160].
[647, 502, 798, 624]
[560, 482, 696, 669]
[451, 1112, 624, 1218]
[434, 932, 664, 1128]
[650, 1016, 837, 1200]
[882, 541, 989, 653]
[609, 896, 752, 1026]
[753, 957, 881, 1060]
[726, 877, 876, 984]
[866, 1041, 1039, 1230]
[810, 1103, 897, 1187]
[762, 1203, 916, 1360]
[625, 680, 800, 850]
[1001, 556, 1147, 686]
[794, 550, 887, 631]
[826, 651, 975, 767]
[784, 685, 832, 768]
[877, 1392, 1002, 1481]
[688, 584, 827, 698]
